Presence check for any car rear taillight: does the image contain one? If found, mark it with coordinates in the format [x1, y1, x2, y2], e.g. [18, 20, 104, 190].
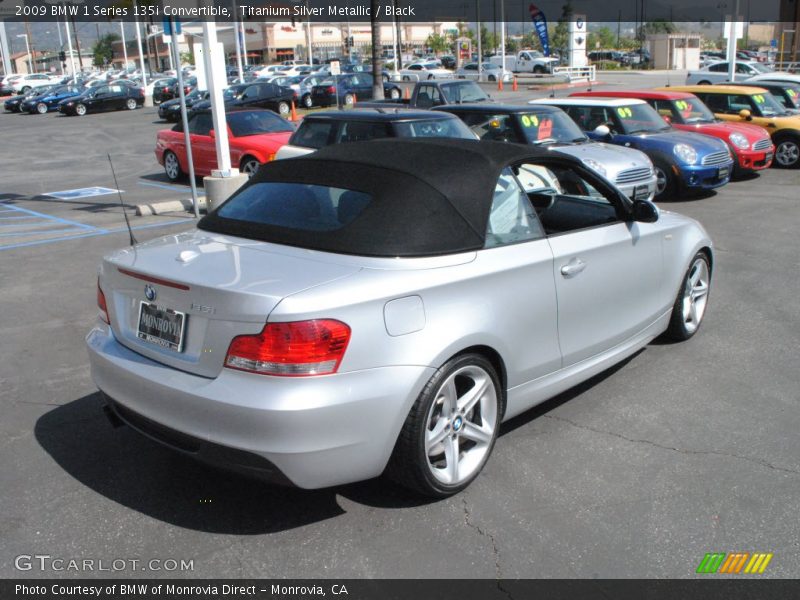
[225, 319, 350, 377]
[97, 279, 109, 324]
[326, 86, 336, 94]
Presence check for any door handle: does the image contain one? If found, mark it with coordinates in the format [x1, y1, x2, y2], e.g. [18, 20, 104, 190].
[560, 258, 586, 278]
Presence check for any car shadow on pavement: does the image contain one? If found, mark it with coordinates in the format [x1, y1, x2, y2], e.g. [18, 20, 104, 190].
[34, 392, 351, 534]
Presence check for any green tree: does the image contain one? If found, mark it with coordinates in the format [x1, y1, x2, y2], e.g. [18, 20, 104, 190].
[506, 38, 520, 53]
[92, 32, 120, 67]
[588, 26, 617, 50]
[640, 20, 677, 39]
[426, 33, 451, 56]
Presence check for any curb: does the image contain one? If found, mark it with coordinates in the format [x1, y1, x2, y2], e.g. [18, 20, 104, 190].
[527, 80, 603, 91]
[136, 198, 206, 216]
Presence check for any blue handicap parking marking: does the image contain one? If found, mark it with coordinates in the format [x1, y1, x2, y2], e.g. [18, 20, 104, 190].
[45, 187, 123, 200]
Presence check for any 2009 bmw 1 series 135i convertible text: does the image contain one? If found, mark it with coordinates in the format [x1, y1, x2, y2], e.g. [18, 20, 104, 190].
[86, 139, 713, 497]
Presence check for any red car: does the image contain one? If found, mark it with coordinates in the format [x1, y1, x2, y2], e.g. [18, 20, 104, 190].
[155, 108, 295, 181]
[571, 90, 774, 175]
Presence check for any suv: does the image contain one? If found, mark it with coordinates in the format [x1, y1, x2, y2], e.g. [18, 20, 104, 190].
[275, 108, 476, 160]
[665, 85, 800, 168]
[532, 97, 734, 200]
[434, 103, 656, 201]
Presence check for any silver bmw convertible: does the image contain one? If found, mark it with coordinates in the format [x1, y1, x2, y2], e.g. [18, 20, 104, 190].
[87, 139, 713, 497]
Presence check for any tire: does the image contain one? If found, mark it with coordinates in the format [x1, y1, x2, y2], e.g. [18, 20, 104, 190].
[276, 101, 290, 116]
[389, 87, 400, 100]
[386, 353, 503, 497]
[240, 156, 261, 178]
[163, 151, 183, 182]
[427, 74, 434, 80]
[663, 252, 711, 341]
[488, 74, 496, 82]
[36, 102, 47, 114]
[772, 135, 800, 169]
[697, 80, 711, 85]
[652, 157, 677, 201]
[302, 94, 313, 109]
[21, 86, 31, 93]
[125, 98, 137, 110]
[402, 75, 410, 82]
[74, 103, 87, 116]
[533, 65, 545, 74]
[343, 93, 354, 107]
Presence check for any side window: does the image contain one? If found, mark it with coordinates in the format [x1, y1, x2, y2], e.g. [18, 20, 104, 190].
[470, 114, 518, 142]
[736, 63, 751, 74]
[485, 167, 544, 248]
[709, 63, 727, 72]
[516, 162, 620, 235]
[728, 94, 754, 112]
[416, 85, 437, 108]
[652, 99, 677, 120]
[189, 113, 213, 136]
[241, 85, 259, 100]
[292, 120, 334, 149]
[336, 120, 391, 143]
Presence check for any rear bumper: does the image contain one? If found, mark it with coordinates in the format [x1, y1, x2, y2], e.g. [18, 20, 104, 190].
[678, 162, 734, 190]
[86, 325, 433, 489]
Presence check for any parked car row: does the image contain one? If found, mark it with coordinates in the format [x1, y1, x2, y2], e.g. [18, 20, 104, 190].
[4, 80, 144, 116]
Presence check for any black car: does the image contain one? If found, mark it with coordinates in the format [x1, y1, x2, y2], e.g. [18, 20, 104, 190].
[229, 81, 296, 117]
[58, 83, 145, 116]
[310, 73, 402, 108]
[158, 89, 209, 122]
[152, 78, 177, 104]
[188, 84, 249, 114]
[170, 76, 197, 100]
[279, 108, 476, 157]
[4, 85, 59, 112]
[440, 55, 457, 69]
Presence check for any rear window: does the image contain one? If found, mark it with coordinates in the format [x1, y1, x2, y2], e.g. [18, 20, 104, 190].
[228, 111, 294, 136]
[290, 120, 335, 148]
[393, 118, 475, 139]
[216, 182, 371, 232]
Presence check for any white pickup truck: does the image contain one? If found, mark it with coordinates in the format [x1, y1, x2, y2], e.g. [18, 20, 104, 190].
[489, 51, 558, 74]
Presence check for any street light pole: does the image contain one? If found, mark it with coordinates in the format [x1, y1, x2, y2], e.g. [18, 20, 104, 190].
[120, 21, 128, 70]
[17, 35, 32, 73]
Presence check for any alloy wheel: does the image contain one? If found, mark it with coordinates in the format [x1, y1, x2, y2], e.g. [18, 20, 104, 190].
[164, 153, 180, 181]
[775, 140, 800, 167]
[36, 103, 47, 114]
[75, 104, 86, 116]
[126, 98, 137, 110]
[655, 167, 668, 195]
[241, 158, 260, 177]
[681, 258, 710, 335]
[424, 365, 498, 486]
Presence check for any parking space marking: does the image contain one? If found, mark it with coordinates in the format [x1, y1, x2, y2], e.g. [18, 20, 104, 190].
[138, 180, 206, 195]
[0, 218, 192, 251]
[45, 187, 123, 200]
[0, 202, 101, 231]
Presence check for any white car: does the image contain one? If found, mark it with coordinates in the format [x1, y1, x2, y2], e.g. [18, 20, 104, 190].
[395, 62, 454, 82]
[255, 65, 290, 78]
[685, 61, 773, 85]
[11, 73, 58, 93]
[455, 62, 513, 83]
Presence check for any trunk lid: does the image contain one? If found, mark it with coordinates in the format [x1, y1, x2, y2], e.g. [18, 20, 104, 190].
[101, 230, 361, 378]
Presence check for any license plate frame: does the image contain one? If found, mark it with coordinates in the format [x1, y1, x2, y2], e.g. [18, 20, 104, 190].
[136, 302, 186, 352]
[633, 184, 650, 200]
[718, 166, 730, 180]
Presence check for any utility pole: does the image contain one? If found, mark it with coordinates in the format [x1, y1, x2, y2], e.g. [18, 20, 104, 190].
[70, 15, 83, 70]
[24, 21, 35, 72]
[120, 21, 128, 69]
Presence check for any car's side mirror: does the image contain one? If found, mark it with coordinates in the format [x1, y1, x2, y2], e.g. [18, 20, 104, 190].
[209, 129, 215, 138]
[739, 108, 752, 121]
[631, 199, 659, 223]
[593, 124, 612, 138]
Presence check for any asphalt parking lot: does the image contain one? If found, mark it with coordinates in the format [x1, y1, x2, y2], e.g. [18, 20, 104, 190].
[1, 80, 799, 579]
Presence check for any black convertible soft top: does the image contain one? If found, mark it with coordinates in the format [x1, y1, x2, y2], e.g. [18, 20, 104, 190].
[198, 138, 578, 257]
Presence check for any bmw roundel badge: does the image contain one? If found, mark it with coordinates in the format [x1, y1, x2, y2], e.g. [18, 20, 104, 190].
[144, 284, 157, 302]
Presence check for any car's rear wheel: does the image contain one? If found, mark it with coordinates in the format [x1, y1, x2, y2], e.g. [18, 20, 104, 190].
[697, 80, 711, 85]
[240, 156, 261, 178]
[773, 135, 800, 168]
[74, 103, 87, 116]
[343, 93, 355, 107]
[664, 252, 711, 341]
[126, 98, 137, 110]
[163, 151, 183, 182]
[302, 93, 313, 109]
[389, 87, 400, 100]
[276, 101, 290, 116]
[653, 158, 677, 201]
[387, 353, 503, 497]
[21, 86, 31, 93]
[36, 102, 47, 114]
[488, 74, 496, 82]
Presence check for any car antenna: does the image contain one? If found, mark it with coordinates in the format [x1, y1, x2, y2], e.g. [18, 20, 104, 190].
[108, 154, 137, 246]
